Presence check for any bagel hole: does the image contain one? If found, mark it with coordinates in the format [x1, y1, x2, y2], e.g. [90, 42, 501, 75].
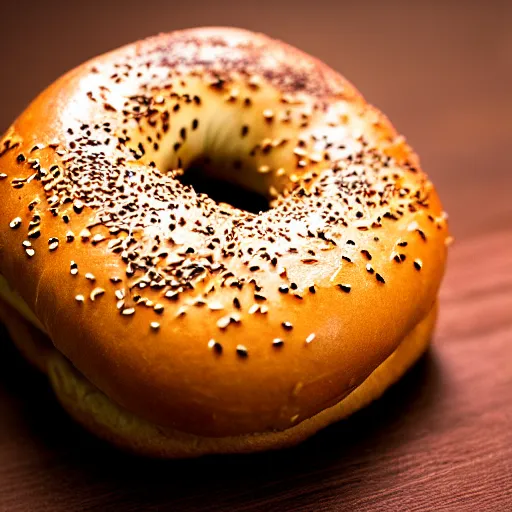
[177, 163, 271, 214]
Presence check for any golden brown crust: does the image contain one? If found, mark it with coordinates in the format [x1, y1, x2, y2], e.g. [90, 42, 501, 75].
[0, 27, 449, 438]
[1, 297, 436, 457]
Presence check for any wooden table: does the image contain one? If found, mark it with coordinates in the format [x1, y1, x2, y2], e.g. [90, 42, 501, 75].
[1, 1, 511, 510]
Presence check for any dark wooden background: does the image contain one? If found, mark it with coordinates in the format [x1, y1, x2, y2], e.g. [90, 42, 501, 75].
[0, 1, 511, 510]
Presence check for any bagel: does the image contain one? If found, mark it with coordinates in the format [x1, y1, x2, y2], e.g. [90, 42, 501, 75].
[0, 27, 450, 457]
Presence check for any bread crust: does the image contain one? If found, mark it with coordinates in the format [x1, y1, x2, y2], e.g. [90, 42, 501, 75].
[0, 27, 449, 440]
[0, 297, 436, 457]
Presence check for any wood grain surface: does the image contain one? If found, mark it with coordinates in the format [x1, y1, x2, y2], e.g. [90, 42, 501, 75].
[0, 1, 511, 510]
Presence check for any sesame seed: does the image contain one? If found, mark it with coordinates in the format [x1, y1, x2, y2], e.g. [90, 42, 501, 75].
[91, 234, 105, 245]
[150, 321, 160, 331]
[337, 284, 351, 293]
[75, 294, 85, 303]
[208, 339, 223, 354]
[121, 308, 135, 316]
[208, 301, 224, 311]
[282, 321, 293, 331]
[272, 338, 284, 347]
[414, 259, 423, 270]
[176, 306, 187, 317]
[27, 227, 40, 239]
[80, 228, 91, 241]
[153, 303, 165, 314]
[73, 199, 84, 214]
[263, 109, 274, 121]
[85, 273, 96, 281]
[217, 316, 231, 329]
[48, 237, 59, 251]
[9, 217, 22, 229]
[376, 273, 386, 284]
[236, 344, 248, 357]
[416, 229, 427, 241]
[306, 333, 316, 344]
[248, 75, 261, 88]
[165, 290, 179, 301]
[90, 287, 105, 301]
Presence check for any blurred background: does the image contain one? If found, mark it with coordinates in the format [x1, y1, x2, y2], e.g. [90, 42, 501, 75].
[0, 1, 511, 511]
[1, 0, 510, 239]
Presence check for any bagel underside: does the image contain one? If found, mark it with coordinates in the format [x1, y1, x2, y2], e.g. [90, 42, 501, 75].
[0, 278, 436, 458]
